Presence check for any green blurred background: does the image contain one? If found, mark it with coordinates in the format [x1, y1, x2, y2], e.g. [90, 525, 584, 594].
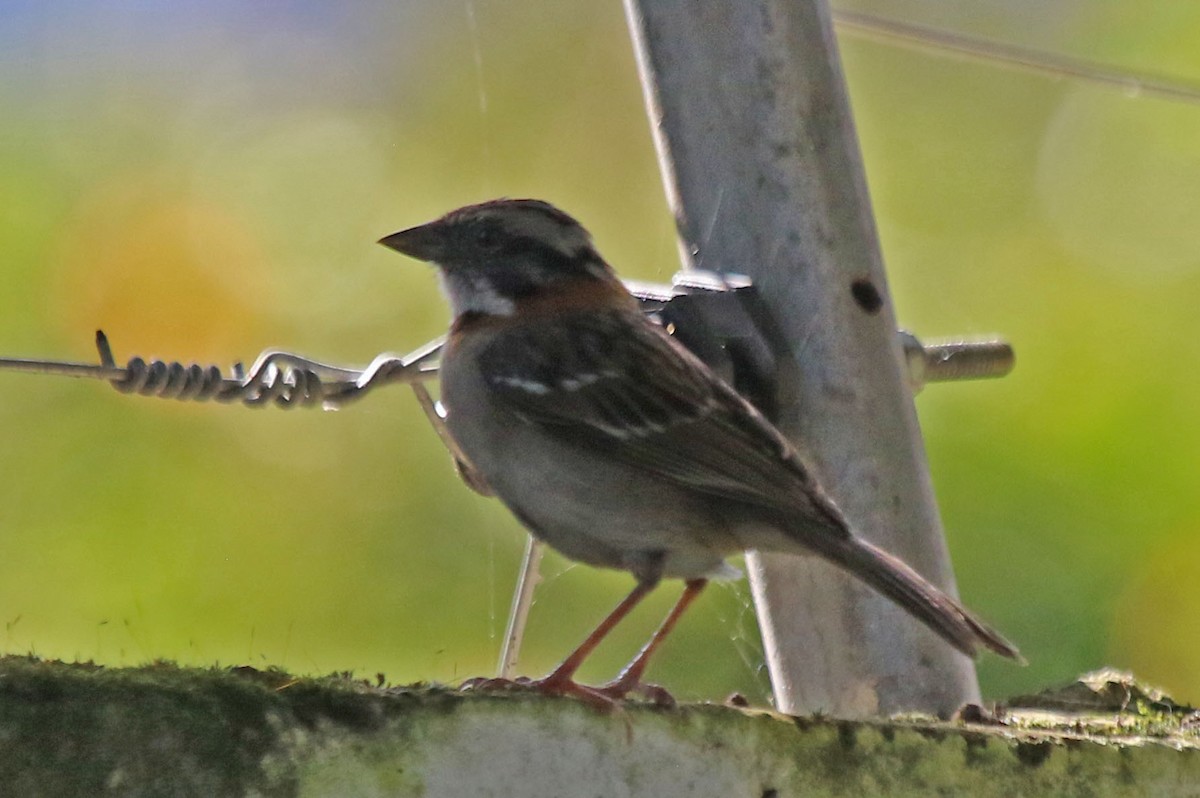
[1, 1, 1197, 707]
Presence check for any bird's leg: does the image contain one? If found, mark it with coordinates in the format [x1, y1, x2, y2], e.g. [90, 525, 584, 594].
[598, 578, 708, 704]
[529, 580, 656, 703]
[460, 579, 655, 704]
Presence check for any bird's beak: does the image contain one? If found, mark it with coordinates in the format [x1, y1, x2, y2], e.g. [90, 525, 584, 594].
[377, 221, 446, 263]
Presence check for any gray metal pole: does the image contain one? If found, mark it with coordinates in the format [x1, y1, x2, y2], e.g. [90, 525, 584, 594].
[624, 0, 981, 716]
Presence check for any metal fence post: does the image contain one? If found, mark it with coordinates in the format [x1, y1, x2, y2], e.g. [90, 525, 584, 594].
[624, 0, 982, 716]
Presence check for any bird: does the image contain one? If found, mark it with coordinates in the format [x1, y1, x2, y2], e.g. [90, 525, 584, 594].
[379, 198, 1019, 704]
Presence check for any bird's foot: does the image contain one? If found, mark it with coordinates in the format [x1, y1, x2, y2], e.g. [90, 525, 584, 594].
[460, 670, 675, 709]
[459, 673, 616, 709]
[530, 671, 621, 709]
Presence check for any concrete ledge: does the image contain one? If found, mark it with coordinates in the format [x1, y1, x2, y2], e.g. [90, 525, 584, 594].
[1, 657, 1196, 796]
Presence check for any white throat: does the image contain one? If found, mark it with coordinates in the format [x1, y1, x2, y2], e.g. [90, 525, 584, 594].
[439, 270, 516, 317]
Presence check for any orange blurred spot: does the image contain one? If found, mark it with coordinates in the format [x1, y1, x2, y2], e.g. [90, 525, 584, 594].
[55, 180, 272, 359]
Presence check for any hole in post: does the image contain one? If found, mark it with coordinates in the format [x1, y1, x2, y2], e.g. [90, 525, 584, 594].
[850, 279, 883, 314]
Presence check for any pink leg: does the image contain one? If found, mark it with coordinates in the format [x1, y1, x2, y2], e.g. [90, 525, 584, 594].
[529, 580, 656, 704]
[600, 579, 707, 702]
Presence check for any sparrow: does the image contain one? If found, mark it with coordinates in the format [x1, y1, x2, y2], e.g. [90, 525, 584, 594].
[379, 198, 1019, 704]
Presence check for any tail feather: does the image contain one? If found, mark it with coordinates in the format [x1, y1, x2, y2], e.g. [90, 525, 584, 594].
[821, 535, 1022, 661]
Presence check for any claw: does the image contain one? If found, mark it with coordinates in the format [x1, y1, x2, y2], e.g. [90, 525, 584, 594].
[531, 673, 620, 710]
[460, 673, 618, 710]
[461, 671, 675, 709]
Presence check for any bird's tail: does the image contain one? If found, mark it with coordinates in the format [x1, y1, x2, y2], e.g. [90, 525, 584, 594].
[818, 534, 1022, 661]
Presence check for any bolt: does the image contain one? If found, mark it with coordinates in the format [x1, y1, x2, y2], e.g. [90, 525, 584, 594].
[900, 332, 1015, 394]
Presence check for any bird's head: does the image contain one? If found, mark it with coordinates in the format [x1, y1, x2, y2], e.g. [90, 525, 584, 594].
[379, 199, 620, 318]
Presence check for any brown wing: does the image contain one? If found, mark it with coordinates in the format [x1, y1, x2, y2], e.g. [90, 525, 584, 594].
[479, 309, 846, 530]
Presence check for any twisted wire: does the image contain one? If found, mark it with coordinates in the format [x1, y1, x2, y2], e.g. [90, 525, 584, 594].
[0, 330, 442, 410]
[0, 278, 1014, 409]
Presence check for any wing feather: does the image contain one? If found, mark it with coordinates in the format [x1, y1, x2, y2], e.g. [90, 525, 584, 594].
[479, 310, 836, 522]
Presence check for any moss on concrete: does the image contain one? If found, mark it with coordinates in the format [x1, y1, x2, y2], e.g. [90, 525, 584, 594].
[0, 656, 1196, 797]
